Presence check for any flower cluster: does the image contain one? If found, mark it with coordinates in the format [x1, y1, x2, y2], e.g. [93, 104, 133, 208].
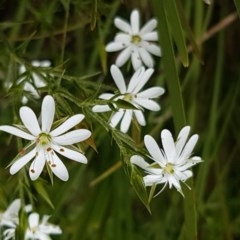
[0, 199, 62, 240]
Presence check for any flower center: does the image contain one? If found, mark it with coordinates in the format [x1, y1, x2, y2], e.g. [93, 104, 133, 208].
[131, 34, 141, 44]
[164, 163, 174, 174]
[123, 93, 134, 101]
[37, 132, 51, 146]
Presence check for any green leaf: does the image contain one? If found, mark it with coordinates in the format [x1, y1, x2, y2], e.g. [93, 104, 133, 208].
[234, 0, 240, 18]
[164, 0, 189, 67]
[33, 181, 54, 209]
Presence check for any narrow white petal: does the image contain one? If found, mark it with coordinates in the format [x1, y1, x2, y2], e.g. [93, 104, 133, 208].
[127, 67, 145, 93]
[115, 33, 131, 43]
[114, 17, 132, 33]
[144, 174, 165, 186]
[142, 32, 159, 41]
[50, 114, 85, 137]
[4, 199, 21, 216]
[115, 47, 132, 68]
[110, 65, 126, 94]
[19, 107, 40, 136]
[110, 111, 124, 128]
[52, 145, 88, 164]
[53, 129, 91, 145]
[140, 19, 157, 34]
[180, 134, 199, 159]
[29, 150, 45, 180]
[131, 48, 142, 70]
[99, 93, 114, 99]
[28, 212, 39, 228]
[176, 126, 190, 157]
[41, 95, 55, 132]
[105, 42, 126, 52]
[134, 110, 146, 126]
[161, 129, 177, 163]
[0, 126, 35, 140]
[134, 98, 160, 111]
[92, 105, 111, 112]
[137, 87, 165, 98]
[138, 47, 154, 68]
[131, 155, 149, 170]
[132, 68, 154, 94]
[144, 135, 165, 166]
[10, 149, 36, 174]
[50, 154, 69, 181]
[168, 175, 181, 190]
[141, 42, 161, 56]
[130, 9, 140, 34]
[120, 110, 132, 133]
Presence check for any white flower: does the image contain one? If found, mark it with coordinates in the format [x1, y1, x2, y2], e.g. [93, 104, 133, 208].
[92, 65, 164, 133]
[131, 126, 202, 196]
[0, 199, 21, 240]
[0, 199, 20, 228]
[0, 95, 91, 181]
[25, 212, 62, 240]
[19, 60, 51, 104]
[105, 9, 161, 70]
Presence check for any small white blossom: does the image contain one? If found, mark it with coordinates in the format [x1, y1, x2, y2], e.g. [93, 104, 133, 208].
[18, 60, 51, 104]
[0, 199, 21, 240]
[92, 65, 164, 133]
[25, 212, 62, 240]
[131, 126, 202, 196]
[105, 9, 161, 70]
[0, 95, 91, 181]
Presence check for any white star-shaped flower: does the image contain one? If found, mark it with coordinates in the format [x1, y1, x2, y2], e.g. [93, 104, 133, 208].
[0, 95, 91, 181]
[25, 212, 62, 240]
[105, 9, 161, 70]
[92, 65, 164, 133]
[0, 199, 21, 240]
[131, 126, 202, 196]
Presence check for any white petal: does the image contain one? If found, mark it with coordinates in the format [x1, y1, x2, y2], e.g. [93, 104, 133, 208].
[176, 126, 190, 157]
[99, 93, 114, 99]
[134, 98, 160, 111]
[110, 65, 126, 94]
[20, 107, 41, 136]
[138, 47, 154, 68]
[114, 17, 131, 33]
[168, 175, 181, 190]
[50, 153, 69, 181]
[28, 212, 39, 228]
[144, 174, 165, 186]
[161, 129, 177, 163]
[115, 33, 131, 43]
[140, 19, 157, 34]
[142, 32, 159, 41]
[144, 135, 165, 166]
[50, 114, 85, 137]
[41, 95, 55, 132]
[130, 155, 149, 169]
[115, 47, 132, 68]
[131, 48, 142, 70]
[180, 134, 199, 159]
[127, 67, 145, 93]
[137, 87, 165, 98]
[53, 129, 91, 145]
[132, 68, 154, 94]
[134, 110, 146, 126]
[10, 149, 36, 174]
[0, 126, 35, 140]
[92, 105, 111, 112]
[110, 111, 124, 128]
[120, 110, 132, 133]
[141, 42, 161, 56]
[130, 9, 140, 34]
[4, 199, 21, 216]
[105, 42, 126, 52]
[29, 150, 46, 180]
[52, 145, 88, 164]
